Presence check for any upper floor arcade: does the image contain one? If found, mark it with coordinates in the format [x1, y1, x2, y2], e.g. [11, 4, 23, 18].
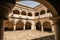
[9, 1, 53, 20]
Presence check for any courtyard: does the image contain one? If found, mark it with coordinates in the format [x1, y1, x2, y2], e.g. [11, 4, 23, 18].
[4, 30, 54, 40]
[3, 1, 55, 40]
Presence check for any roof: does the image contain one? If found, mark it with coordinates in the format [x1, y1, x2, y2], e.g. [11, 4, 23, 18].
[16, 1, 40, 8]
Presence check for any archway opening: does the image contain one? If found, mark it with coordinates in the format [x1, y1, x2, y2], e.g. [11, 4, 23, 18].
[16, 21, 24, 30]
[40, 10, 46, 15]
[25, 22, 31, 30]
[28, 12, 32, 16]
[43, 21, 52, 32]
[3, 0, 58, 39]
[36, 22, 41, 31]
[35, 12, 39, 16]
[4, 21, 14, 31]
[21, 11, 26, 16]
[13, 10, 20, 14]
[47, 9, 51, 13]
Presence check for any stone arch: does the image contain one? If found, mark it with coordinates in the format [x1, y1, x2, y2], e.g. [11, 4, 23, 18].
[36, 21, 41, 30]
[16, 0, 58, 17]
[4, 20, 14, 31]
[34, 0, 58, 17]
[13, 10, 20, 14]
[40, 10, 46, 15]
[28, 12, 32, 16]
[0, 0, 59, 40]
[30, 1, 59, 40]
[35, 12, 39, 16]
[16, 21, 24, 30]
[43, 21, 52, 32]
[25, 21, 31, 30]
[21, 11, 26, 16]
[47, 9, 50, 13]
[47, 9, 53, 14]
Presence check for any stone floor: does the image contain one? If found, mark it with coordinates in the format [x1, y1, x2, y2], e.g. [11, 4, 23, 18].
[4, 30, 55, 40]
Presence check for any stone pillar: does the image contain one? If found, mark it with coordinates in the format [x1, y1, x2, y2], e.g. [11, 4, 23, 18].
[52, 25, 54, 32]
[53, 17, 60, 40]
[13, 23, 16, 31]
[0, 19, 4, 40]
[32, 12, 35, 19]
[41, 24, 44, 32]
[23, 22, 25, 30]
[0, 0, 15, 40]
[31, 22, 36, 30]
[26, 12, 28, 17]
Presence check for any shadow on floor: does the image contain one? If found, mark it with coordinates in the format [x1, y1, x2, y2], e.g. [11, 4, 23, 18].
[31, 35, 55, 40]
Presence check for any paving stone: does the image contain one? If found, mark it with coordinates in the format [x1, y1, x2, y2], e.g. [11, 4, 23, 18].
[4, 30, 54, 40]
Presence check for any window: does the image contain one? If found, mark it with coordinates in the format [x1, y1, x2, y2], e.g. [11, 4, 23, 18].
[47, 9, 50, 13]
[35, 12, 39, 16]
[40, 10, 45, 15]
[47, 9, 52, 14]
[28, 12, 32, 16]
[13, 10, 20, 14]
[21, 11, 26, 16]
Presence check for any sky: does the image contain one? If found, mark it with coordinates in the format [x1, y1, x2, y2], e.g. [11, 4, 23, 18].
[16, 1, 40, 8]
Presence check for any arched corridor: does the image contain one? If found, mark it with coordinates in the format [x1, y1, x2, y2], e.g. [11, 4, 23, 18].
[36, 22, 41, 30]
[4, 21, 14, 31]
[25, 22, 31, 30]
[0, 0, 60, 40]
[40, 10, 46, 15]
[28, 12, 32, 16]
[16, 21, 24, 30]
[13, 10, 20, 14]
[35, 12, 39, 16]
[21, 11, 26, 16]
[43, 21, 52, 32]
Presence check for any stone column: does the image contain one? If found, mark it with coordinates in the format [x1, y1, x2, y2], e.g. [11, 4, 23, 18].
[0, 19, 4, 40]
[13, 23, 16, 31]
[41, 24, 44, 32]
[0, 0, 15, 40]
[23, 22, 25, 30]
[32, 12, 35, 19]
[31, 22, 36, 30]
[53, 17, 60, 40]
[52, 25, 54, 33]
[26, 12, 28, 17]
